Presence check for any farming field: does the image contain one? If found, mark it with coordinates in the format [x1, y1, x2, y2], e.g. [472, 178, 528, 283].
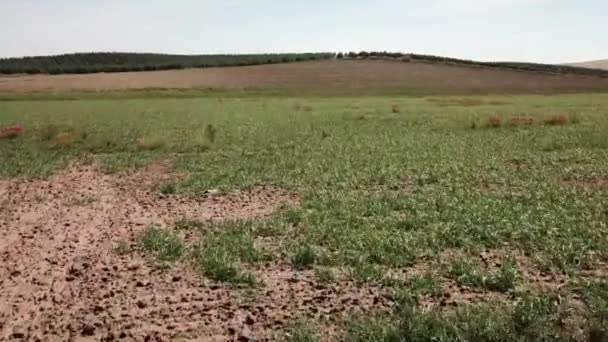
[3, 59, 608, 95]
[1, 90, 607, 341]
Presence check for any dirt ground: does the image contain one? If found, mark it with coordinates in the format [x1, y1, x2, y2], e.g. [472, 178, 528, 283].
[0, 163, 392, 341]
[2, 60, 608, 94]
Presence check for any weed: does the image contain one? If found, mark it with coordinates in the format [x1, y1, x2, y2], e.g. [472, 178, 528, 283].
[136, 135, 166, 151]
[37, 124, 61, 141]
[195, 247, 255, 285]
[314, 267, 336, 285]
[511, 293, 555, 338]
[345, 316, 399, 342]
[114, 240, 132, 256]
[158, 182, 177, 195]
[282, 320, 320, 342]
[204, 124, 217, 144]
[175, 217, 205, 230]
[194, 228, 267, 285]
[69, 195, 97, 206]
[448, 258, 518, 293]
[569, 112, 581, 124]
[351, 262, 383, 283]
[291, 244, 317, 270]
[403, 273, 442, 297]
[138, 226, 184, 263]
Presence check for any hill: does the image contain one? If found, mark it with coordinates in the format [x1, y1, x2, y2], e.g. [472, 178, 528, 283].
[1, 52, 608, 78]
[2, 59, 608, 95]
[567, 59, 608, 70]
[0, 52, 334, 75]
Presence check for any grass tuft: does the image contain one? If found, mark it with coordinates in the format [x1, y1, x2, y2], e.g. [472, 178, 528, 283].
[291, 244, 317, 270]
[138, 225, 184, 263]
[281, 320, 320, 342]
[136, 135, 166, 151]
[447, 258, 518, 293]
[175, 216, 205, 230]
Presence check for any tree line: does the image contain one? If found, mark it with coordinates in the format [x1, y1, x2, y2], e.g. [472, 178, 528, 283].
[0, 52, 335, 75]
[336, 51, 608, 78]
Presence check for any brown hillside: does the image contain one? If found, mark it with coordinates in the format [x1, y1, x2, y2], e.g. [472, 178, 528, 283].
[1, 59, 608, 94]
[568, 59, 608, 71]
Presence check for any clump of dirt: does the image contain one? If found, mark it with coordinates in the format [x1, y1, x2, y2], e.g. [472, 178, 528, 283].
[0, 163, 392, 341]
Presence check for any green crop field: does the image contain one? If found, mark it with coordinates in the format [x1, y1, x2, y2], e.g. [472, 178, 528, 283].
[1, 92, 608, 340]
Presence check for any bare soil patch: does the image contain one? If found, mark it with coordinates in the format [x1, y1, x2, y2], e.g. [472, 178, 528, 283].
[2, 163, 393, 341]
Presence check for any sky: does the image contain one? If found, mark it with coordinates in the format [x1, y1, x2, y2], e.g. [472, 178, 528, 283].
[1, 0, 606, 63]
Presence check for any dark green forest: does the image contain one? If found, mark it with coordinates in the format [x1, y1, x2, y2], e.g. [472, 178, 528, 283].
[1, 51, 606, 77]
[0, 52, 335, 75]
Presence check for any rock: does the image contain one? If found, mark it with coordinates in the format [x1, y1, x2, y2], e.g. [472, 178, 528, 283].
[206, 189, 221, 196]
[136, 300, 147, 309]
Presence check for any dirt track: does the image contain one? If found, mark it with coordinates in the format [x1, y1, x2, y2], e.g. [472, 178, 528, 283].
[0, 163, 390, 341]
[2, 60, 608, 94]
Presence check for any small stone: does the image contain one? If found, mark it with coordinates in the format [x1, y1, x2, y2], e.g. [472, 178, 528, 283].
[206, 189, 221, 196]
[172, 276, 181, 282]
[136, 300, 147, 309]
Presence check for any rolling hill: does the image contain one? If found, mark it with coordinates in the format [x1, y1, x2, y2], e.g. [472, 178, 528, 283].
[2, 59, 608, 95]
[568, 59, 608, 70]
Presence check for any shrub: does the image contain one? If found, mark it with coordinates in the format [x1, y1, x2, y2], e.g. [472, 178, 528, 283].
[391, 104, 400, 113]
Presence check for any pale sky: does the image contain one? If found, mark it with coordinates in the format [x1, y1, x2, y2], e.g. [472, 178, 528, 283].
[1, 0, 606, 63]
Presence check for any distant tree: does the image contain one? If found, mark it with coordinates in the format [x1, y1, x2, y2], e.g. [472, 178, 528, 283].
[337, 52, 344, 59]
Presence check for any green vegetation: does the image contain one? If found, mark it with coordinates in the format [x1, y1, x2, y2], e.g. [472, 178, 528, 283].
[1, 93, 608, 338]
[138, 225, 184, 263]
[447, 258, 518, 293]
[193, 223, 269, 285]
[0, 52, 334, 75]
[281, 320, 320, 342]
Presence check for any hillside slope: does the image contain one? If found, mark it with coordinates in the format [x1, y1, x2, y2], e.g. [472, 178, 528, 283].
[1, 59, 608, 95]
[568, 59, 608, 70]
